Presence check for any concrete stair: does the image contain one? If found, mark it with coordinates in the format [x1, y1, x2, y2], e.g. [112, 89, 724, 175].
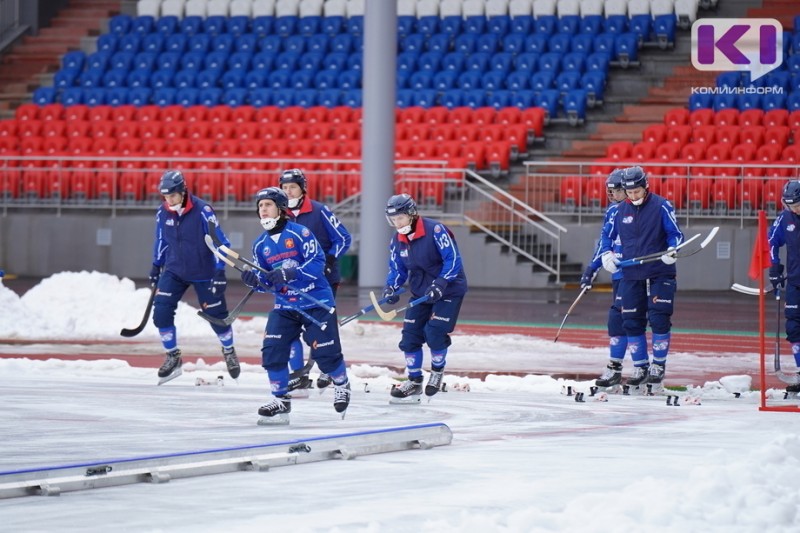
[0, 0, 121, 118]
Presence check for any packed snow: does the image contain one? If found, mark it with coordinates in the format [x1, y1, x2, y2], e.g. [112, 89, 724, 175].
[1, 272, 799, 532]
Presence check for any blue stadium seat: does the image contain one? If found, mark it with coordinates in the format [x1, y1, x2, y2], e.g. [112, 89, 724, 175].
[629, 15, 651, 43]
[397, 15, 415, 38]
[481, 71, 506, 91]
[295, 88, 317, 107]
[222, 69, 246, 89]
[419, 51, 444, 71]
[203, 16, 227, 36]
[86, 51, 111, 71]
[433, 70, 458, 91]
[581, 71, 605, 106]
[531, 71, 555, 92]
[297, 15, 322, 36]
[524, 34, 547, 54]
[762, 92, 786, 111]
[106, 87, 129, 106]
[604, 15, 628, 34]
[151, 69, 175, 89]
[593, 33, 616, 57]
[615, 33, 639, 66]
[249, 88, 272, 107]
[129, 87, 152, 106]
[307, 34, 329, 54]
[564, 89, 587, 125]
[412, 89, 436, 108]
[199, 88, 222, 106]
[153, 87, 178, 106]
[510, 89, 535, 109]
[176, 88, 199, 107]
[487, 15, 510, 36]
[490, 52, 513, 73]
[290, 70, 314, 89]
[245, 69, 269, 89]
[84, 88, 106, 106]
[538, 52, 562, 73]
[102, 69, 127, 88]
[440, 89, 462, 109]
[442, 52, 467, 72]
[338, 69, 361, 89]
[580, 15, 603, 35]
[535, 89, 560, 122]
[510, 15, 532, 34]
[401, 33, 426, 53]
[713, 93, 737, 111]
[331, 33, 354, 53]
[455, 33, 478, 54]
[314, 70, 338, 89]
[260, 35, 283, 53]
[343, 89, 362, 107]
[586, 52, 610, 72]
[60, 87, 83, 105]
[688, 93, 712, 110]
[253, 51, 277, 70]
[276, 50, 300, 70]
[179, 16, 203, 36]
[119, 34, 141, 53]
[317, 89, 341, 107]
[347, 51, 362, 70]
[548, 32, 572, 54]
[463, 15, 486, 34]
[284, 35, 307, 54]
[323, 51, 348, 71]
[506, 70, 530, 91]
[108, 14, 132, 36]
[427, 32, 452, 53]
[54, 69, 79, 89]
[346, 15, 363, 36]
[79, 69, 103, 88]
[143, 33, 165, 54]
[477, 33, 500, 54]
[189, 34, 212, 54]
[96, 34, 118, 53]
[253, 16, 275, 38]
[462, 89, 485, 108]
[197, 69, 222, 89]
[134, 51, 158, 71]
[502, 32, 526, 55]
[653, 14, 676, 48]
[534, 15, 557, 36]
[556, 71, 581, 93]
[321, 15, 344, 37]
[562, 52, 587, 73]
[272, 89, 295, 107]
[165, 34, 187, 53]
[514, 52, 540, 71]
[737, 93, 761, 111]
[174, 69, 197, 89]
[268, 69, 292, 88]
[457, 71, 482, 90]
[227, 16, 250, 37]
[466, 52, 491, 72]
[299, 51, 324, 71]
[397, 51, 419, 72]
[766, 71, 790, 91]
[787, 91, 800, 112]
[488, 90, 512, 109]
[440, 15, 461, 35]
[212, 34, 235, 54]
[716, 72, 741, 89]
[417, 15, 439, 37]
[228, 51, 253, 71]
[558, 16, 580, 35]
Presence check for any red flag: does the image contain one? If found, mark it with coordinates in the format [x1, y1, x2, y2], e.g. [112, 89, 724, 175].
[748, 210, 770, 280]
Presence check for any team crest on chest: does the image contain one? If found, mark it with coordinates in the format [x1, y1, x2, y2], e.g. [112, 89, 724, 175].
[789, 224, 796, 232]
[622, 215, 634, 224]
[285, 238, 295, 248]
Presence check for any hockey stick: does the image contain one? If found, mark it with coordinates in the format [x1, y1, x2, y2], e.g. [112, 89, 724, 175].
[206, 222, 335, 314]
[554, 286, 589, 343]
[775, 288, 782, 374]
[205, 237, 328, 330]
[617, 227, 719, 268]
[120, 283, 157, 337]
[339, 288, 407, 326]
[197, 288, 256, 327]
[368, 292, 431, 321]
[731, 283, 765, 296]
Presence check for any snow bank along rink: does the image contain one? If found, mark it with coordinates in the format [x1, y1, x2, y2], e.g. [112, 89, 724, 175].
[1, 272, 800, 532]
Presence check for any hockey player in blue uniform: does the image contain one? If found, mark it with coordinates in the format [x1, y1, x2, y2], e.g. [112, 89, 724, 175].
[382, 194, 468, 403]
[767, 180, 800, 393]
[581, 169, 629, 387]
[240, 187, 351, 424]
[599, 166, 684, 387]
[149, 170, 239, 384]
[279, 168, 351, 391]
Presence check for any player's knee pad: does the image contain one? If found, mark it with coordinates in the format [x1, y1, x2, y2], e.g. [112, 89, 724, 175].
[423, 322, 453, 352]
[152, 302, 175, 329]
[648, 312, 672, 334]
[607, 306, 625, 337]
[261, 343, 290, 371]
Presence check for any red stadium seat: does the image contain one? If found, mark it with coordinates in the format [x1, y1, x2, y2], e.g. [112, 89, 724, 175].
[281, 106, 306, 124]
[739, 126, 765, 146]
[135, 105, 161, 122]
[258, 123, 284, 141]
[90, 120, 115, 139]
[162, 121, 186, 141]
[64, 105, 89, 122]
[68, 137, 92, 154]
[756, 144, 782, 163]
[115, 121, 140, 140]
[665, 108, 690, 126]
[740, 176, 763, 214]
[210, 121, 235, 140]
[715, 125, 740, 145]
[738, 109, 764, 127]
[642, 124, 667, 144]
[305, 106, 329, 124]
[520, 108, 544, 138]
[161, 105, 184, 122]
[18, 120, 43, 138]
[666, 125, 692, 147]
[692, 125, 716, 145]
[398, 106, 425, 125]
[655, 142, 681, 161]
[472, 107, 497, 126]
[731, 143, 756, 162]
[496, 107, 522, 125]
[764, 126, 790, 147]
[424, 106, 449, 125]
[631, 141, 657, 161]
[184, 105, 208, 123]
[41, 120, 66, 138]
[186, 121, 210, 140]
[688, 108, 714, 127]
[782, 145, 800, 163]
[112, 105, 137, 122]
[207, 106, 230, 123]
[328, 106, 352, 124]
[230, 105, 256, 123]
[15, 103, 39, 121]
[660, 174, 687, 209]
[713, 109, 739, 127]
[764, 109, 789, 128]
[606, 141, 633, 161]
[585, 176, 608, 210]
[40, 104, 64, 121]
[704, 142, 732, 162]
[712, 178, 738, 213]
[560, 176, 584, 209]
[448, 107, 473, 126]
[764, 177, 786, 211]
[66, 120, 91, 140]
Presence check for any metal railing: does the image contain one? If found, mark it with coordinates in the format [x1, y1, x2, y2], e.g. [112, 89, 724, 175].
[0, 0, 23, 52]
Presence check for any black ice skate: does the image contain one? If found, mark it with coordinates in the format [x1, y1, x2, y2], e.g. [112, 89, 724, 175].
[389, 377, 423, 404]
[316, 373, 332, 390]
[786, 381, 800, 394]
[626, 365, 650, 387]
[333, 382, 351, 418]
[288, 373, 312, 391]
[647, 363, 665, 384]
[222, 346, 240, 379]
[257, 395, 292, 426]
[595, 361, 623, 388]
[157, 349, 183, 385]
[425, 369, 444, 397]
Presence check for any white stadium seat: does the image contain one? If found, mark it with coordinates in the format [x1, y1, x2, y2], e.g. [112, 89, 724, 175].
[486, 0, 510, 17]
[439, 0, 462, 18]
[137, 0, 161, 17]
[184, 0, 207, 17]
[252, 0, 276, 16]
[532, 0, 557, 17]
[299, 0, 323, 17]
[206, 0, 230, 16]
[229, 0, 253, 16]
[650, 0, 675, 17]
[463, 0, 486, 17]
[509, 0, 533, 17]
[557, 0, 580, 17]
[346, 0, 364, 17]
[275, 0, 300, 17]
[628, 0, 651, 16]
[397, 0, 416, 16]
[579, 0, 604, 17]
[605, 0, 628, 16]
[324, 0, 347, 17]
[160, 0, 185, 18]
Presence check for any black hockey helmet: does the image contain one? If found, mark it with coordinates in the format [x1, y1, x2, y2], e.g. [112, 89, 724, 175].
[782, 180, 800, 206]
[279, 168, 307, 192]
[255, 186, 289, 212]
[385, 193, 418, 218]
[606, 168, 625, 191]
[620, 166, 648, 190]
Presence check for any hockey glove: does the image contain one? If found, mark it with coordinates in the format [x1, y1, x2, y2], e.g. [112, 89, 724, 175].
[601, 251, 619, 274]
[769, 264, 786, 292]
[580, 266, 597, 290]
[240, 268, 260, 289]
[426, 277, 448, 303]
[264, 267, 298, 286]
[212, 269, 227, 290]
[382, 286, 400, 305]
[324, 254, 337, 276]
[149, 264, 161, 285]
[661, 247, 678, 265]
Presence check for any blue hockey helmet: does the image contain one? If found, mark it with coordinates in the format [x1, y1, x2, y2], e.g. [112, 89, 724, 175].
[620, 166, 648, 190]
[255, 186, 289, 212]
[385, 193, 418, 218]
[782, 180, 800, 206]
[607, 169, 625, 191]
[279, 168, 307, 192]
[158, 170, 186, 195]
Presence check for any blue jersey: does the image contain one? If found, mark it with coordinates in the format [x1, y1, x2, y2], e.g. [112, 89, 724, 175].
[601, 192, 684, 281]
[289, 198, 351, 284]
[768, 209, 800, 285]
[589, 202, 623, 281]
[386, 217, 468, 299]
[248, 220, 335, 310]
[152, 194, 229, 281]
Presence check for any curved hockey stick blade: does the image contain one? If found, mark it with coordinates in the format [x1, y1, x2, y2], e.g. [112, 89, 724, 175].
[370, 292, 431, 321]
[730, 283, 765, 296]
[554, 286, 589, 343]
[197, 288, 256, 327]
[120, 284, 157, 337]
[340, 288, 407, 326]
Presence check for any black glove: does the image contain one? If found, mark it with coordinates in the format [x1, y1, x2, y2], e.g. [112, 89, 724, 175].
[383, 286, 400, 305]
[769, 264, 785, 292]
[149, 264, 161, 285]
[264, 267, 298, 286]
[580, 266, 596, 290]
[426, 277, 448, 303]
[324, 254, 336, 276]
[212, 269, 227, 289]
[241, 268, 260, 289]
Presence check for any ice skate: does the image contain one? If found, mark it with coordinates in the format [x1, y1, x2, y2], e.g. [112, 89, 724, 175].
[595, 361, 622, 388]
[222, 346, 240, 379]
[389, 377, 423, 404]
[626, 365, 650, 387]
[257, 395, 291, 426]
[316, 373, 332, 390]
[425, 369, 444, 397]
[647, 363, 665, 385]
[288, 372, 312, 391]
[157, 349, 183, 385]
[333, 382, 351, 418]
[786, 380, 800, 395]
